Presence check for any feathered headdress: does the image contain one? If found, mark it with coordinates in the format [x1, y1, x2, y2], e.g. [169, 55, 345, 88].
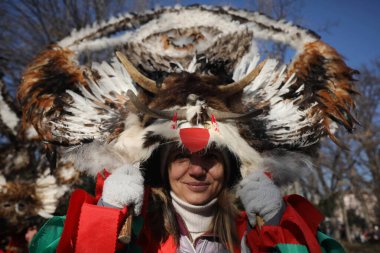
[18, 5, 357, 184]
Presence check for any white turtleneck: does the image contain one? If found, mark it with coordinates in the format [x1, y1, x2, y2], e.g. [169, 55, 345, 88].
[170, 191, 217, 241]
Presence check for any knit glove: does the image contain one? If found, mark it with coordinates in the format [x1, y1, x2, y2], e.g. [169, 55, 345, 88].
[101, 164, 144, 215]
[237, 171, 285, 227]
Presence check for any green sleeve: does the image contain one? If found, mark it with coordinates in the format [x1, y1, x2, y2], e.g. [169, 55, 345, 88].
[29, 216, 66, 253]
[274, 232, 346, 253]
[317, 231, 346, 253]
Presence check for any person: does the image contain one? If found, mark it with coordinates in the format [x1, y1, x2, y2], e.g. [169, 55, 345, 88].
[29, 140, 346, 253]
[18, 6, 357, 253]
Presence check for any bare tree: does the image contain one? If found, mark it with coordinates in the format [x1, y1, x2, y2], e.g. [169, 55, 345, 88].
[0, 0, 147, 93]
[0, 0, 154, 244]
[351, 60, 380, 223]
[302, 59, 380, 242]
[244, 0, 304, 62]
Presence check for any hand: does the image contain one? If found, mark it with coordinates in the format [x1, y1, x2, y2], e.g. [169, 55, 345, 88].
[25, 226, 38, 245]
[237, 171, 284, 227]
[102, 164, 144, 215]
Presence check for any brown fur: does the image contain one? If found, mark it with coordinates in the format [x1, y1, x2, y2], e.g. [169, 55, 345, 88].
[17, 45, 86, 144]
[0, 182, 42, 231]
[147, 72, 241, 112]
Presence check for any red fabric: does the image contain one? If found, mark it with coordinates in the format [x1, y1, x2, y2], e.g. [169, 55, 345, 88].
[75, 204, 127, 253]
[179, 128, 210, 153]
[58, 171, 325, 253]
[95, 169, 110, 200]
[244, 194, 324, 253]
[57, 189, 97, 253]
[4, 235, 27, 253]
[57, 170, 127, 253]
[156, 236, 177, 253]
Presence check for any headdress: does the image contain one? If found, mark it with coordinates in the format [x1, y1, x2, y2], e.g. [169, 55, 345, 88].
[18, 5, 357, 185]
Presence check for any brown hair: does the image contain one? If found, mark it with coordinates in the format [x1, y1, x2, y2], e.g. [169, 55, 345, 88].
[149, 188, 239, 252]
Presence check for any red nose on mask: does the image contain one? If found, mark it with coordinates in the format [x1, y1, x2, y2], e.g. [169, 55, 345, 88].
[179, 128, 210, 153]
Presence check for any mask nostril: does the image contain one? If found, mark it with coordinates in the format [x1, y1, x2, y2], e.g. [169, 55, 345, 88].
[3, 202, 11, 209]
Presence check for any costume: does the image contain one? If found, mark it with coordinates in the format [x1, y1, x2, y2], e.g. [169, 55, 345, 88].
[18, 5, 357, 253]
[30, 172, 345, 253]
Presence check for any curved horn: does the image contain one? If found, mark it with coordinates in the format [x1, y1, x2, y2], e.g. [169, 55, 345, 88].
[127, 90, 186, 119]
[116, 51, 161, 94]
[208, 108, 263, 121]
[218, 59, 267, 96]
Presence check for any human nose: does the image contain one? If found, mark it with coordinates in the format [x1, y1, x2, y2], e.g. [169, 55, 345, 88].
[188, 158, 206, 177]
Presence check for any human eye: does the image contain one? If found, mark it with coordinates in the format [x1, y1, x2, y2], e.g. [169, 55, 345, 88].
[202, 152, 220, 162]
[172, 151, 190, 162]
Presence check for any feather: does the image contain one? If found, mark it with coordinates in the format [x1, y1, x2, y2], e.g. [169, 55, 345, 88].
[17, 5, 357, 178]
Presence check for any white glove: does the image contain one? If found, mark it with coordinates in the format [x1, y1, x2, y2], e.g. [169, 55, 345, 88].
[101, 164, 144, 215]
[237, 171, 285, 227]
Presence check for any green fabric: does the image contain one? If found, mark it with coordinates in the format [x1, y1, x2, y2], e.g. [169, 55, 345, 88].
[28, 214, 144, 253]
[274, 232, 346, 253]
[29, 216, 65, 253]
[127, 243, 143, 253]
[275, 243, 309, 253]
[29, 216, 346, 253]
[132, 216, 144, 237]
[317, 231, 346, 253]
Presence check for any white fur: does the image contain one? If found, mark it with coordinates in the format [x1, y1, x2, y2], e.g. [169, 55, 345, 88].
[112, 114, 156, 165]
[57, 6, 317, 61]
[0, 87, 19, 135]
[56, 163, 78, 182]
[63, 141, 126, 175]
[0, 175, 6, 191]
[102, 164, 144, 215]
[36, 172, 63, 218]
[25, 126, 39, 139]
[262, 150, 315, 186]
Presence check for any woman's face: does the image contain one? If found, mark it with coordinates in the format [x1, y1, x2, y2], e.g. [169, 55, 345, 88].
[168, 148, 225, 205]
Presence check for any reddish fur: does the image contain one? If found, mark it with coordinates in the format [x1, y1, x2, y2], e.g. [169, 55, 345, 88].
[288, 41, 358, 144]
[17, 45, 86, 142]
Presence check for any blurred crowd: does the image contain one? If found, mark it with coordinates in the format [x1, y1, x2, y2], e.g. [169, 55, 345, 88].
[321, 218, 380, 244]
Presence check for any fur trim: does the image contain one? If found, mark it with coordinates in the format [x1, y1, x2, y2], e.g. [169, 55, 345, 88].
[62, 141, 126, 175]
[262, 149, 314, 186]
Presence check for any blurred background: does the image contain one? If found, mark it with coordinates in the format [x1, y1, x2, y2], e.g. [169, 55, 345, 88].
[0, 0, 379, 252]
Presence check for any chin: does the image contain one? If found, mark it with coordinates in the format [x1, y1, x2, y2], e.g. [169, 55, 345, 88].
[185, 193, 212, 205]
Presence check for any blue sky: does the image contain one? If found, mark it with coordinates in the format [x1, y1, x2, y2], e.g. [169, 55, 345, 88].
[301, 0, 380, 69]
[163, 0, 380, 69]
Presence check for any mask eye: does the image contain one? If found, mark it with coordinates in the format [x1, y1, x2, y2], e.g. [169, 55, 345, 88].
[15, 202, 27, 215]
[2, 202, 12, 209]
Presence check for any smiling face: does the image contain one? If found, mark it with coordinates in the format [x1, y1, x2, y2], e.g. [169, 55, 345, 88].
[168, 148, 225, 205]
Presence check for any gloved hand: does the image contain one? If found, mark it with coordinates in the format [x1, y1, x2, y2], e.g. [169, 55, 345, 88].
[101, 164, 144, 215]
[237, 171, 285, 227]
